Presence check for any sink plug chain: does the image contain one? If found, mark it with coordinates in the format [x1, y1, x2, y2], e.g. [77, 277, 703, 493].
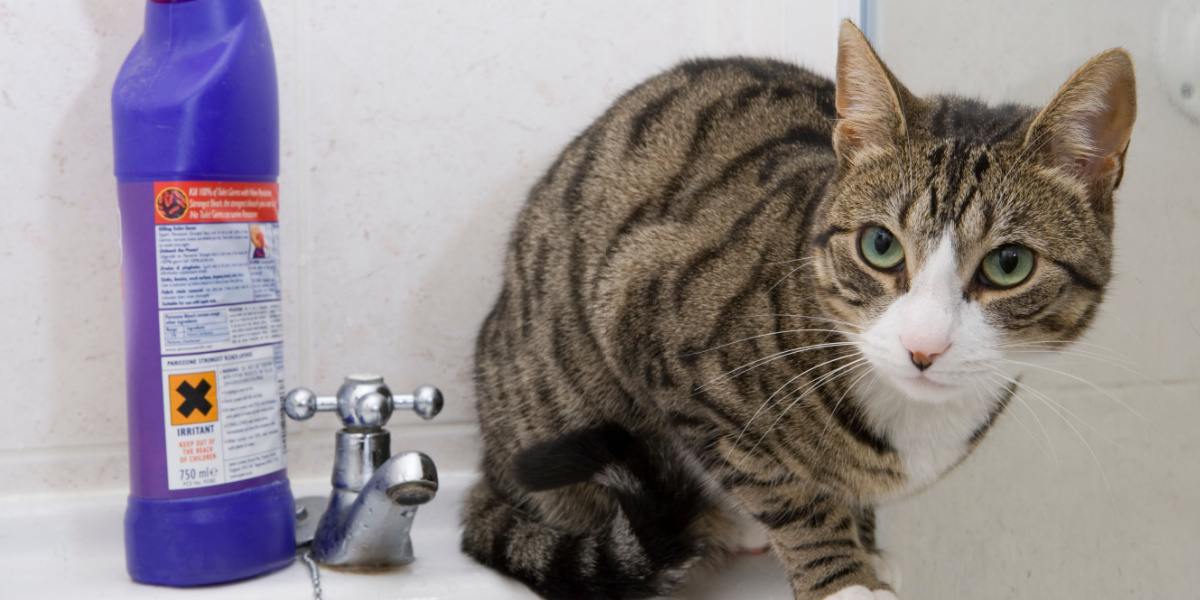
[299, 550, 324, 600]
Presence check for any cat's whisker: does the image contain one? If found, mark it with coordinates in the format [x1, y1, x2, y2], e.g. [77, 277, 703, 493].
[955, 345, 1141, 378]
[766, 261, 817, 293]
[998, 338, 1130, 358]
[728, 350, 864, 454]
[970, 375, 1038, 451]
[764, 270, 827, 289]
[1004, 348, 1151, 383]
[769, 358, 872, 429]
[766, 358, 869, 423]
[732, 314, 865, 331]
[986, 369, 1114, 494]
[987, 369, 1104, 437]
[1001, 352, 1171, 434]
[762, 255, 819, 266]
[816, 363, 876, 448]
[989, 370, 1133, 459]
[997, 358, 1146, 421]
[999, 342, 1145, 381]
[1002, 345, 1138, 368]
[980, 373, 1054, 458]
[987, 373, 1059, 463]
[693, 342, 860, 393]
[683, 328, 859, 358]
[744, 359, 872, 463]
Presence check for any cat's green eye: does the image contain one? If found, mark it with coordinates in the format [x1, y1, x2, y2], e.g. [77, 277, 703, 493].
[858, 226, 905, 270]
[979, 245, 1035, 288]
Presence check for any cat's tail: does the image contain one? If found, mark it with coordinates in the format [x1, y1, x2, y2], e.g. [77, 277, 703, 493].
[460, 423, 717, 599]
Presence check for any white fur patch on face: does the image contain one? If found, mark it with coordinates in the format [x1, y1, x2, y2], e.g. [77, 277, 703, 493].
[855, 232, 1011, 492]
[858, 233, 999, 403]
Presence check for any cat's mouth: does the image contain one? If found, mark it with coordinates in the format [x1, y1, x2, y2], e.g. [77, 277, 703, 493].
[882, 369, 967, 402]
[906, 374, 955, 393]
[857, 341, 979, 402]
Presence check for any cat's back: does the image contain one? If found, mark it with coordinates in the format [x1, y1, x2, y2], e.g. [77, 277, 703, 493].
[487, 57, 840, 353]
[479, 57, 833, 386]
[521, 57, 838, 228]
[502, 58, 839, 306]
[473, 57, 841, 477]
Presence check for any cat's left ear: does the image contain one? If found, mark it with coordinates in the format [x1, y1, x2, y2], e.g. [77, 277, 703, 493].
[1024, 49, 1137, 192]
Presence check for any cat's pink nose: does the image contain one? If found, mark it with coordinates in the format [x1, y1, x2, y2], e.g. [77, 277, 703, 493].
[908, 350, 941, 371]
[900, 336, 950, 372]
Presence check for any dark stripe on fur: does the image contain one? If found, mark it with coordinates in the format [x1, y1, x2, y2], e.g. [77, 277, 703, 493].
[969, 380, 1017, 445]
[514, 423, 637, 491]
[815, 382, 894, 455]
[627, 87, 684, 153]
[793, 538, 858, 552]
[809, 561, 866, 592]
[488, 423, 712, 598]
[675, 126, 828, 221]
[814, 225, 849, 248]
[755, 494, 829, 530]
[804, 554, 855, 570]
[939, 140, 970, 224]
[1049, 258, 1105, 292]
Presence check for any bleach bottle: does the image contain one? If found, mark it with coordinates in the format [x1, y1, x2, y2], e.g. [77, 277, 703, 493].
[112, 0, 295, 586]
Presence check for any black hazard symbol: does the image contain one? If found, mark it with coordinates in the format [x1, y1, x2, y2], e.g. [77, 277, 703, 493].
[177, 379, 213, 417]
[169, 371, 219, 426]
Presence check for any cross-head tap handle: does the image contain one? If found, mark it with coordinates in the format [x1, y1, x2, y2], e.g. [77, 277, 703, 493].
[283, 374, 443, 429]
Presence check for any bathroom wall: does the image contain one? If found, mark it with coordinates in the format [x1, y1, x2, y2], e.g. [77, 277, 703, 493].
[0, 0, 852, 493]
[1, 1, 1196, 598]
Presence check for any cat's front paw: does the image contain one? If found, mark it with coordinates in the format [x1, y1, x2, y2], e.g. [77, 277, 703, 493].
[821, 585, 899, 600]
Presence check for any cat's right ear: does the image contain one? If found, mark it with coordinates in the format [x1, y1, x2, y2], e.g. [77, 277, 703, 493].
[1023, 48, 1136, 195]
[833, 20, 913, 167]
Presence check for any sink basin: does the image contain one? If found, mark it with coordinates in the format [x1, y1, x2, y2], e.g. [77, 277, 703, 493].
[0, 472, 793, 599]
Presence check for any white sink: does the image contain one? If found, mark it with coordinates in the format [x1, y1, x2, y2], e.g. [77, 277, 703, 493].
[0, 472, 793, 599]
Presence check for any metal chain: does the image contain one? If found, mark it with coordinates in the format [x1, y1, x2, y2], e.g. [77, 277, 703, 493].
[299, 550, 324, 600]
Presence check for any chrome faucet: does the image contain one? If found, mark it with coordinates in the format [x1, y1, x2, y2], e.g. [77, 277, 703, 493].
[283, 374, 442, 568]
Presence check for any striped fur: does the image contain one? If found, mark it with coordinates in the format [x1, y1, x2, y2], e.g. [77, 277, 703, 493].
[463, 22, 1134, 599]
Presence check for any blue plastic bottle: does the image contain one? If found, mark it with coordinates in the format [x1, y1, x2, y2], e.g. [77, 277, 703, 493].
[112, 0, 295, 586]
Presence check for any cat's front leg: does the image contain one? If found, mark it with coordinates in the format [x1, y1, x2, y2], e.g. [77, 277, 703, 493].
[730, 483, 897, 600]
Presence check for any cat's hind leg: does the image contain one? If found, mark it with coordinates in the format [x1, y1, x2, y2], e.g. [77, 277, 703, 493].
[461, 423, 734, 599]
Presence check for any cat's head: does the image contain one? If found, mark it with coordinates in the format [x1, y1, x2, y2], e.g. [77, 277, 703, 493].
[812, 21, 1136, 403]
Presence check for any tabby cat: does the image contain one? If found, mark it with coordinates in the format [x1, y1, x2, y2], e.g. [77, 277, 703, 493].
[462, 21, 1136, 600]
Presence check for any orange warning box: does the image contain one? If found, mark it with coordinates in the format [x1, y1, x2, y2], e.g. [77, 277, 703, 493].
[169, 371, 219, 426]
[154, 181, 279, 225]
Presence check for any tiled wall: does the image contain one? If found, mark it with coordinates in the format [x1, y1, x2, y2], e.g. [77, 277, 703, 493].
[0, 0, 848, 494]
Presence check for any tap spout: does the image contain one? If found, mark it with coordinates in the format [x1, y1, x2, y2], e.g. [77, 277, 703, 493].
[311, 447, 438, 567]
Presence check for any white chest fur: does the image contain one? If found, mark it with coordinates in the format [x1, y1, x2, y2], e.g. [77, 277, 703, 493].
[855, 383, 1000, 498]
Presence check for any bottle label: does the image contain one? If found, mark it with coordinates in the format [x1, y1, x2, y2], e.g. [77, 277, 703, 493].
[152, 181, 286, 491]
